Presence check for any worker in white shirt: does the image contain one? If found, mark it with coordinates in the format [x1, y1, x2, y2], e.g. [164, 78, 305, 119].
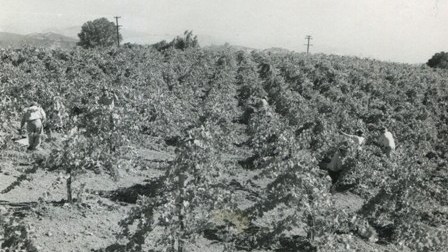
[259, 98, 273, 118]
[379, 127, 395, 157]
[19, 102, 46, 151]
[260, 98, 269, 109]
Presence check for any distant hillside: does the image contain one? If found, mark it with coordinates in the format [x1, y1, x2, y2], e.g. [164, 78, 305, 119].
[0, 32, 77, 49]
[204, 44, 255, 53]
[204, 45, 292, 54]
[42, 26, 80, 38]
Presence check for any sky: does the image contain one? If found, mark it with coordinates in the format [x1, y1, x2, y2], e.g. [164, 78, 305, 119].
[0, 0, 447, 63]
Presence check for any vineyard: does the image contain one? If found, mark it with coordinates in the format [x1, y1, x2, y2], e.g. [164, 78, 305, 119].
[0, 43, 447, 251]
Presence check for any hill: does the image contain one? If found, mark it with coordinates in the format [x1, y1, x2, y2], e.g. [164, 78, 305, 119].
[204, 43, 255, 53]
[0, 46, 447, 251]
[0, 32, 77, 49]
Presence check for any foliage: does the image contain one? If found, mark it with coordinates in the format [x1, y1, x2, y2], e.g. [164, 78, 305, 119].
[1, 44, 448, 251]
[116, 124, 236, 251]
[153, 30, 199, 52]
[45, 131, 120, 202]
[77, 17, 121, 49]
[427, 51, 448, 69]
[0, 207, 37, 251]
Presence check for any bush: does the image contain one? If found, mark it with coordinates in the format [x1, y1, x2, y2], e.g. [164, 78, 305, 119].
[427, 51, 448, 69]
[77, 17, 121, 49]
[153, 30, 199, 52]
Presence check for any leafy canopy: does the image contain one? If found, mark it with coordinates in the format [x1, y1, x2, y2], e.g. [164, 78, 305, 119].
[77, 17, 121, 49]
[153, 30, 199, 51]
[427, 51, 448, 69]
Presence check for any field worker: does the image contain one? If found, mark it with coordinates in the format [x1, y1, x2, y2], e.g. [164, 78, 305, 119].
[98, 86, 119, 111]
[326, 147, 347, 183]
[259, 98, 273, 117]
[49, 96, 67, 132]
[98, 87, 120, 152]
[379, 127, 395, 157]
[20, 102, 46, 151]
[341, 130, 365, 150]
[260, 98, 269, 109]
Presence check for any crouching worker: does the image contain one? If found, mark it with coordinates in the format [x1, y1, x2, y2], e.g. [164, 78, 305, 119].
[19, 102, 46, 151]
[319, 146, 348, 185]
[326, 147, 346, 183]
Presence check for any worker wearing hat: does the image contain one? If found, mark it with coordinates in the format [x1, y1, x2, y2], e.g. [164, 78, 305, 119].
[98, 86, 118, 111]
[19, 102, 46, 150]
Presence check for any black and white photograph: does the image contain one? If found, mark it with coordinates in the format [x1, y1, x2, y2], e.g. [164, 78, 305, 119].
[1, 0, 447, 251]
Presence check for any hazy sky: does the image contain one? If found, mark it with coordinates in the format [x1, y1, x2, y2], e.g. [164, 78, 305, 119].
[1, 0, 447, 63]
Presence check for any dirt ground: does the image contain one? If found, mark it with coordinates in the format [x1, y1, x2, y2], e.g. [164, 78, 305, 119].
[0, 135, 169, 251]
[0, 135, 374, 251]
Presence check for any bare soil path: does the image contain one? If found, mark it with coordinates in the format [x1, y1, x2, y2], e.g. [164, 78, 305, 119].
[0, 136, 172, 251]
[1, 134, 382, 251]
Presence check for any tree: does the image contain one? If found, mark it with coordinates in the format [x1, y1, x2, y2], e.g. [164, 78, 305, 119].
[77, 17, 121, 49]
[153, 30, 199, 51]
[172, 30, 199, 50]
[427, 51, 448, 69]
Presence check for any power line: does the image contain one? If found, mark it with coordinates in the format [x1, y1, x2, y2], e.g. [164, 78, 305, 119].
[305, 35, 312, 54]
[114, 16, 121, 47]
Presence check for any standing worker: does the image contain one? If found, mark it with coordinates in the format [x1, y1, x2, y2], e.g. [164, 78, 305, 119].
[98, 87, 119, 128]
[98, 86, 118, 111]
[19, 102, 46, 151]
[98, 86, 119, 152]
[49, 96, 67, 133]
[379, 127, 395, 157]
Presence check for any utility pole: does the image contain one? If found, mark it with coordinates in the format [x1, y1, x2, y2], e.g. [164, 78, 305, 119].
[305, 35, 312, 54]
[114, 16, 121, 47]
